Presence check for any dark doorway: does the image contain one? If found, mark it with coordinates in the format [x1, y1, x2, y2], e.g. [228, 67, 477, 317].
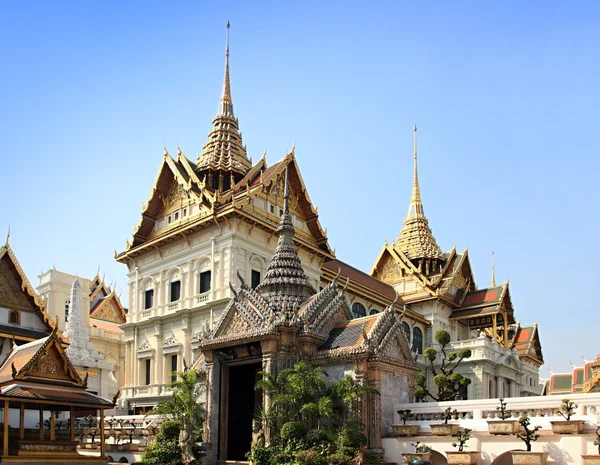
[226, 362, 261, 460]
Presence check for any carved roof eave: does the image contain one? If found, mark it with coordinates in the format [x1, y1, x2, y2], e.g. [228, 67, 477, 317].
[89, 291, 127, 324]
[243, 152, 333, 255]
[117, 152, 333, 262]
[119, 152, 216, 257]
[310, 349, 419, 372]
[0, 244, 62, 339]
[89, 280, 109, 302]
[14, 330, 83, 386]
[430, 246, 457, 288]
[199, 331, 277, 351]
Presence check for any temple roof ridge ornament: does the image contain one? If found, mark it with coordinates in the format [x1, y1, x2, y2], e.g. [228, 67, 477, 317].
[394, 125, 443, 261]
[196, 21, 251, 176]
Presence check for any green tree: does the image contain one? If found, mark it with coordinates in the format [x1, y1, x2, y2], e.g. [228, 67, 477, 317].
[413, 330, 472, 402]
[256, 361, 334, 429]
[150, 369, 206, 465]
[140, 421, 182, 465]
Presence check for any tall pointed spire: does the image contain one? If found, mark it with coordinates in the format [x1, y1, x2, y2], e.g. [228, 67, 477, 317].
[197, 21, 251, 178]
[411, 125, 422, 205]
[491, 250, 496, 287]
[218, 21, 233, 117]
[395, 126, 443, 261]
[256, 166, 316, 312]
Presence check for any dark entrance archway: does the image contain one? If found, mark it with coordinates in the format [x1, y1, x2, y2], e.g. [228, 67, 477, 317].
[221, 360, 262, 461]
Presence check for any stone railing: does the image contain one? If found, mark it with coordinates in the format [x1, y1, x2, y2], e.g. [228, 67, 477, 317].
[393, 392, 600, 433]
[387, 393, 600, 465]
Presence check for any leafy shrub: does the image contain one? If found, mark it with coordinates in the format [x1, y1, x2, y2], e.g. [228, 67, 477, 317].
[160, 420, 181, 440]
[247, 444, 271, 465]
[329, 452, 352, 465]
[338, 446, 356, 457]
[338, 428, 367, 448]
[281, 421, 307, 441]
[307, 429, 331, 446]
[297, 449, 324, 465]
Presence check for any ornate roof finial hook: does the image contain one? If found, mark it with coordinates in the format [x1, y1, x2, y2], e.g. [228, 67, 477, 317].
[491, 250, 496, 287]
[5, 225, 10, 245]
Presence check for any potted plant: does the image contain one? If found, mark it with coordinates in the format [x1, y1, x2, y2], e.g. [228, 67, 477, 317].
[401, 442, 432, 464]
[430, 407, 460, 436]
[445, 428, 480, 464]
[582, 425, 600, 465]
[487, 398, 521, 435]
[550, 398, 585, 434]
[392, 409, 420, 437]
[510, 414, 548, 465]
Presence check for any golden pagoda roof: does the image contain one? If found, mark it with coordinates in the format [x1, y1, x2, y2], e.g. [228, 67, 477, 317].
[196, 22, 252, 176]
[394, 126, 443, 260]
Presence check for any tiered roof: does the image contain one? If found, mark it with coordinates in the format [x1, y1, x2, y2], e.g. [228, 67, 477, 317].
[394, 126, 443, 261]
[196, 22, 252, 176]
[255, 168, 316, 313]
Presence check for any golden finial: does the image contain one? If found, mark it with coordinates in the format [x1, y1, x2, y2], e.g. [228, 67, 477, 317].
[289, 141, 296, 155]
[491, 250, 496, 287]
[411, 124, 422, 204]
[4, 225, 9, 246]
[163, 144, 168, 157]
[219, 20, 233, 116]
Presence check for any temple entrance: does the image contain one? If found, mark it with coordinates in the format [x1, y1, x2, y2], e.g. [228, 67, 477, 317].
[224, 361, 262, 461]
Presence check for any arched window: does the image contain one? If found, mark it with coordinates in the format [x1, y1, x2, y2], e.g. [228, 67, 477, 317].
[401, 322, 411, 343]
[9, 311, 19, 325]
[369, 309, 379, 315]
[351, 302, 366, 318]
[412, 327, 423, 354]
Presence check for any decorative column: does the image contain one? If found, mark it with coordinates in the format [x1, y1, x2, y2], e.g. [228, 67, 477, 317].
[19, 404, 24, 440]
[203, 350, 220, 463]
[366, 363, 383, 449]
[3, 400, 9, 457]
[100, 408, 106, 457]
[188, 260, 194, 307]
[155, 326, 163, 390]
[496, 376, 503, 399]
[260, 339, 278, 444]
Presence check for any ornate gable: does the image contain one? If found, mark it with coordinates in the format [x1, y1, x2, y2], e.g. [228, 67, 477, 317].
[90, 293, 127, 324]
[0, 243, 57, 335]
[0, 254, 35, 311]
[3, 329, 84, 387]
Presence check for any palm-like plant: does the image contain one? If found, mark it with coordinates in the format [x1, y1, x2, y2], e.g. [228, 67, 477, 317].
[256, 362, 337, 429]
[151, 369, 206, 464]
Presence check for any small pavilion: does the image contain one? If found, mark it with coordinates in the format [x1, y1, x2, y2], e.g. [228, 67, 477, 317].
[0, 326, 113, 462]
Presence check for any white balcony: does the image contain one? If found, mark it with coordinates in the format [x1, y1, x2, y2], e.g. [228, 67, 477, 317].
[195, 292, 210, 305]
[166, 301, 181, 312]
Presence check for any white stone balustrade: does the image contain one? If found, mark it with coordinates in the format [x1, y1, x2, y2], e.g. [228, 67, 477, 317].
[386, 393, 600, 465]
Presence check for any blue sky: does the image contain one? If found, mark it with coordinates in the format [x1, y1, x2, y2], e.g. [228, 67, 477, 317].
[1, 1, 599, 376]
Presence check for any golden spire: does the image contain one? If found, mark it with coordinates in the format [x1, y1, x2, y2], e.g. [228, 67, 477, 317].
[491, 250, 496, 287]
[411, 125, 421, 204]
[394, 126, 443, 261]
[218, 21, 233, 117]
[197, 21, 251, 176]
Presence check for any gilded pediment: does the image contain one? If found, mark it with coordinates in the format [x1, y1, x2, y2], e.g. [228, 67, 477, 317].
[0, 256, 35, 310]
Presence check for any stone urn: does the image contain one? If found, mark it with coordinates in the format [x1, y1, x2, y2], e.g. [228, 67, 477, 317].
[430, 423, 460, 436]
[402, 452, 431, 464]
[550, 420, 585, 434]
[446, 451, 480, 464]
[510, 451, 549, 465]
[487, 420, 521, 435]
[392, 424, 420, 436]
[582, 455, 600, 465]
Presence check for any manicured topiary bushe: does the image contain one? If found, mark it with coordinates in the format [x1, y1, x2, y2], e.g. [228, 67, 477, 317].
[413, 330, 472, 402]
